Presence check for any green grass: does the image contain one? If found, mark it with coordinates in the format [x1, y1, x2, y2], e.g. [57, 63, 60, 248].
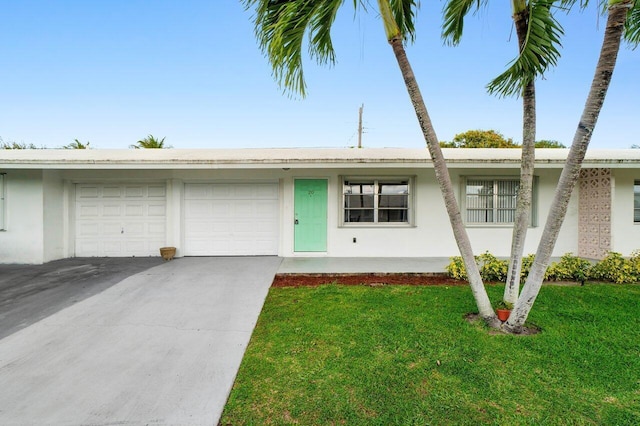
[221, 284, 640, 425]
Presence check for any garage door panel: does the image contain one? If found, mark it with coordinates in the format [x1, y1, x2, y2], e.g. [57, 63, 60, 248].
[78, 186, 99, 198]
[79, 204, 99, 217]
[78, 222, 99, 237]
[148, 204, 166, 216]
[103, 205, 122, 216]
[125, 204, 145, 216]
[103, 186, 123, 197]
[184, 183, 279, 256]
[148, 222, 166, 235]
[254, 184, 279, 199]
[102, 223, 122, 236]
[148, 185, 166, 197]
[75, 183, 166, 257]
[125, 186, 144, 197]
[212, 202, 231, 217]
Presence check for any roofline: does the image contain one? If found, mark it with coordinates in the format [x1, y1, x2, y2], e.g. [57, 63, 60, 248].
[1, 148, 639, 170]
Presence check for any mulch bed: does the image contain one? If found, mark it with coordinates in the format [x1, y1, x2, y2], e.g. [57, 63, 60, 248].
[272, 273, 465, 287]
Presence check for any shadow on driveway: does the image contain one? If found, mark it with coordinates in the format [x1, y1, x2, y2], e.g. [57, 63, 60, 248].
[0, 257, 163, 339]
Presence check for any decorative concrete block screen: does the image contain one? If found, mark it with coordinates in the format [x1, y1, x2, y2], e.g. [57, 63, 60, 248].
[578, 168, 611, 259]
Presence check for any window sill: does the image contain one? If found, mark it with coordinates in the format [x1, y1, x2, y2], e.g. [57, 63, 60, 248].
[340, 223, 416, 229]
[464, 224, 538, 229]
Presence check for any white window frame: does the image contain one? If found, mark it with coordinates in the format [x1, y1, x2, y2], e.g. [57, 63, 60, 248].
[462, 176, 538, 227]
[0, 173, 5, 231]
[634, 180, 640, 223]
[341, 176, 414, 227]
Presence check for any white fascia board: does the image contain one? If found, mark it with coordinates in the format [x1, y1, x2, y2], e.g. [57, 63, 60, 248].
[0, 148, 639, 170]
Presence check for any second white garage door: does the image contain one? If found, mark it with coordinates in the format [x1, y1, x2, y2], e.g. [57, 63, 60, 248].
[184, 183, 279, 255]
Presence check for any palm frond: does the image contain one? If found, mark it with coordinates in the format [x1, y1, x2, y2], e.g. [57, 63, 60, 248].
[441, 0, 485, 46]
[488, 0, 564, 98]
[389, 0, 421, 42]
[244, 0, 346, 97]
[557, 0, 590, 9]
[624, 0, 640, 48]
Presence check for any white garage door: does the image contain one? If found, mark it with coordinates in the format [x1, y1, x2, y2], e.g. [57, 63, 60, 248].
[75, 183, 166, 257]
[184, 183, 279, 255]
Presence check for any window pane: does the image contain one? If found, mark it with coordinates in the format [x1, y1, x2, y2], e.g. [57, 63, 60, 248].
[379, 182, 408, 194]
[467, 209, 493, 223]
[345, 194, 374, 208]
[635, 181, 640, 223]
[345, 209, 374, 223]
[496, 209, 515, 223]
[379, 194, 408, 208]
[344, 181, 374, 194]
[379, 209, 408, 223]
[467, 180, 493, 197]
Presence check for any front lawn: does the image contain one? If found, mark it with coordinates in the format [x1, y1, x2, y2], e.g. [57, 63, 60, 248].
[221, 284, 640, 425]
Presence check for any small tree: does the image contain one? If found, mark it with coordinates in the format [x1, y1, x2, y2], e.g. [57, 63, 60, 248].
[439, 130, 519, 148]
[62, 139, 90, 149]
[535, 140, 566, 148]
[130, 135, 170, 149]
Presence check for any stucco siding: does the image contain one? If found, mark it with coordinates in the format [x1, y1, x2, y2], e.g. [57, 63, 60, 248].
[0, 170, 44, 264]
[43, 170, 65, 262]
[3, 152, 637, 264]
[611, 169, 640, 256]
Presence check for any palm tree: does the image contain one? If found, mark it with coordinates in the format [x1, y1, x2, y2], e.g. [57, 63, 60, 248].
[506, 0, 637, 332]
[243, 0, 498, 324]
[130, 134, 170, 149]
[442, 0, 563, 308]
[63, 139, 90, 149]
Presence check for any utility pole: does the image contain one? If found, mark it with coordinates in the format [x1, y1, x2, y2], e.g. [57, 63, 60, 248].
[357, 103, 364, 148]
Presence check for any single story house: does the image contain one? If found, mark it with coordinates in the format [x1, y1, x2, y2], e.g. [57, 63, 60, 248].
[0, 148, 638, 265]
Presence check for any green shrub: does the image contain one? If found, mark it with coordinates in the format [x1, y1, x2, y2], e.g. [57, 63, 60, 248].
[445, 250, 640, 284]
[590, 252, 640, 284]
[476, 251, 508, 282]
[520, 253, 536, 282]
[445, 256, 467, 280]
[445, 252, 508, 282]
[546, 253, 592, 282]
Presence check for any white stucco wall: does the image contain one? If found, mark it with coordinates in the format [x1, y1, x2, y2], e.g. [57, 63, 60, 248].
[0, 170, 44, 264]
[611, 169, 640, 255]
[0, 164, 600, 263]
[43, 170, 65, 262]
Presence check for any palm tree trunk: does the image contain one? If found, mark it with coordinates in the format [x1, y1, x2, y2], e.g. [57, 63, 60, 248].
[388, 36, 498, 325]
[505, 9, 536, 305]
[505, 0, 632, 332]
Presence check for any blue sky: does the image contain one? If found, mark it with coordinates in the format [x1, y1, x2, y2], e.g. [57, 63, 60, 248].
[0, 1, 637, 149]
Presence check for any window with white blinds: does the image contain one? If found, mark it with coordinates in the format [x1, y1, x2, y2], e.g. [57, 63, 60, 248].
[464, 177, 537, 225]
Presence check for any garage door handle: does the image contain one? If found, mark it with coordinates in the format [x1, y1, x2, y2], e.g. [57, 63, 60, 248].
[294, 219, 299, 225]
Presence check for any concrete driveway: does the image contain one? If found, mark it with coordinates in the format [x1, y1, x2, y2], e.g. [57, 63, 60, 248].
[0, 256, 282, 425]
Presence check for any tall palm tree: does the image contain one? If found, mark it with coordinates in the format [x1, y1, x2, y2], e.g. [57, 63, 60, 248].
[442, 0, 563, 308]
[130, 134, 169, 149]
[243, 0, 498, 324]
[506, 0, 637, 332]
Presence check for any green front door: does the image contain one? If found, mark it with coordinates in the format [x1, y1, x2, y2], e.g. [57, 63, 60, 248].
[294, 179, 328, 252]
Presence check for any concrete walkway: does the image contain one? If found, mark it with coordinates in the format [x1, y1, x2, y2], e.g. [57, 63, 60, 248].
[278, 257, 450, 274]
[0, 257, 281, 426]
